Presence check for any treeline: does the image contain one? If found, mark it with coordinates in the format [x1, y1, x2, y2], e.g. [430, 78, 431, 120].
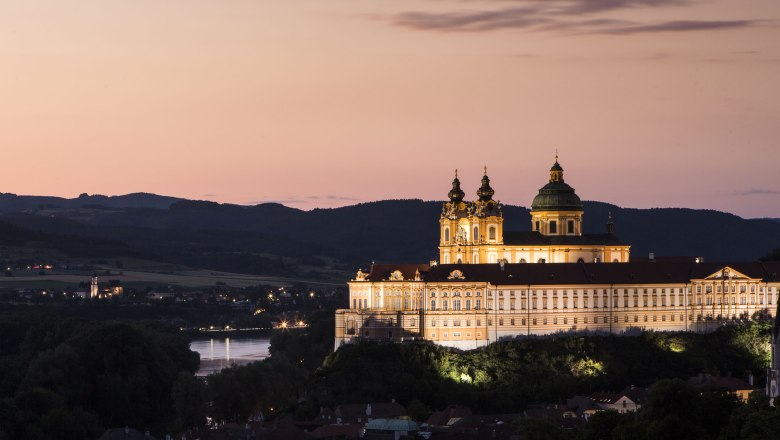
[0, 310, 198, 439]
[309, 323, 772, 414]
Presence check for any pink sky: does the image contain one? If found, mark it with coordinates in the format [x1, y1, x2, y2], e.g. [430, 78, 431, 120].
[1, 0, 779, 218]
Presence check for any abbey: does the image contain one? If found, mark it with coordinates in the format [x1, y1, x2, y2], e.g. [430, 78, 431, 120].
[335, 159, 780, 350]
[439, 158, 629, 265]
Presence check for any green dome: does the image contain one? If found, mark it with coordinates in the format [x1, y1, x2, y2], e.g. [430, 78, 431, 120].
[531, 181, 583, 211]
[531, 158, 582, 211]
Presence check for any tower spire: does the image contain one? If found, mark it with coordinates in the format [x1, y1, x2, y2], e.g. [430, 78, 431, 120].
[448, 169, 465, 204]
[550, 153, 564, 183]
[477, 166, 495, 202]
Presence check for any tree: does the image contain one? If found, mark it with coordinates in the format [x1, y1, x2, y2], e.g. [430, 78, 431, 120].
[515, 416, 570, 440]
[171, 372, 207, 430]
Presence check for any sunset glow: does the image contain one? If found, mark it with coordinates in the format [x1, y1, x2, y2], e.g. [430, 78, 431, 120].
[2, 0, 778, 217]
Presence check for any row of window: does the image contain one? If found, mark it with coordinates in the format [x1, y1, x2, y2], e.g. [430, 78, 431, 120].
[443, 225, 497, 242]
[426, 312, 774, 328]
[534, 219, 576, 234]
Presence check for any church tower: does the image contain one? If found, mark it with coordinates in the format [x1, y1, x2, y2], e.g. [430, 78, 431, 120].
[439, 168, 503, 264]
[439, 170, 470, 264]
[530, 154, 584, 237]
[90, 275, 99, 298]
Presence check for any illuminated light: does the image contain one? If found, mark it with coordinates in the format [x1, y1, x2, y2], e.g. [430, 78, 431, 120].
[460, 373, 472, 383]
[280, 320, 288, 329]
[309, 292, 315, 298]
[297, 320, 305, 327]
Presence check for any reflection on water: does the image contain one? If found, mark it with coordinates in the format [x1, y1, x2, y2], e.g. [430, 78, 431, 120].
[190, 337, 271, 376]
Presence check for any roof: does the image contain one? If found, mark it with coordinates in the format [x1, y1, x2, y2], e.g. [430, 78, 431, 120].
[689, 374, 756, 391]
[365, 418, 419, 431]
[589, 392, 626, 405]
[531, 181, 583, 211]
[365, 261, 780, 286]
[503, 231, 628, 246]
[367, 264, 430, 282]
[427, 405, 473, 427]
[334, 402, 406, 423]
[310, 423, 362, 439]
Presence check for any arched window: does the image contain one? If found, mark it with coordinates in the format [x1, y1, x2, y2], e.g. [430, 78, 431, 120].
[443, 254, 450, 264]
[538, 258, 546, 263]
[577, 258, 585, 263]
[430, 299, 436, 310]
[465, 299, 471, 310]
[473, 226, 479, 242]
[443, 300, 449, 311]
[489, 226, 496, 241]
[444, 228, 450, 242]
[518, 258, 527, 263]
[613, 258, 619, 263]
[453, 299, 461, 311]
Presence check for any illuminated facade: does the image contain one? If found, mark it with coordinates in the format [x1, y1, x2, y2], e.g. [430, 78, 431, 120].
[438, 159, 630, 265]
[334, 161, 780, 350]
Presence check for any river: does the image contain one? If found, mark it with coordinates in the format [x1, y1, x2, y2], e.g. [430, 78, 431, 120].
[190, 337, 271, 376]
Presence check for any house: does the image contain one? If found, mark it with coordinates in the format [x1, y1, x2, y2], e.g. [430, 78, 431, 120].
[315, 402, 406, 425]
[689, 373, 759, 401]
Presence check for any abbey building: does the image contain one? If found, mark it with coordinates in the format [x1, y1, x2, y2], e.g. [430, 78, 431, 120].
[439, 159, 629, 265]
[335, 159, 780, 350]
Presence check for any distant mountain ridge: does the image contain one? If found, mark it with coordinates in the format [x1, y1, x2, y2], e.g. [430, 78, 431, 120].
[0, 192, 183, 211]
[0, 193, 778, 276]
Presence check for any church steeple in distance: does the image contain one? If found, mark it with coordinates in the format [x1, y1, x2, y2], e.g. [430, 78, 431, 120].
[448, 169, 465, 204]
[550, 151, 564, 183]
[477, 166, 495, 202]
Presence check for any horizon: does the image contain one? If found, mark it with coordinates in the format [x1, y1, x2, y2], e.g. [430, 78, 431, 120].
[4, 188, 778, 220]
[2, 1, 779, 218]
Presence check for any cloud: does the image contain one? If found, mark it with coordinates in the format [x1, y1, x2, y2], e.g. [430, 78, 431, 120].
[596, 20, 758, 35]
[252, 195, 360, 205]
[734, 189, 780, 196]
[305, 195, 360, 201]
[385, 0, 761, 35]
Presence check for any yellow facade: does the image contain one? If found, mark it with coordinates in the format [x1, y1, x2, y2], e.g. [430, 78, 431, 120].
[337, 265, 780, 350]
[438, 160, 630, 264]
[334, 159, 779, 350]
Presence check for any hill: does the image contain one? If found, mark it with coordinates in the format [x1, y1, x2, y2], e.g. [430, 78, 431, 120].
[1, 193, 779, 277]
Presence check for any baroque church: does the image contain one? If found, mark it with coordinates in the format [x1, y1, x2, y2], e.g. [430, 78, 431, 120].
[335, 159, 780, 350]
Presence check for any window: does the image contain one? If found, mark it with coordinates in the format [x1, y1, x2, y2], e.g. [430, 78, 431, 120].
[474, 226, 479, 242]
[489, 226, 496, 241]
[538, 258, 546, 263]
[444, 228, 450, 242]
[535, 220, 540, 231]
[465, 299, 471, 310]
[443, 300, 448, 311]
[550, 221, 557, 234]
[453, 299, 461, 311]
[568, 220, 574, 234]
[430, 300, 436, 310]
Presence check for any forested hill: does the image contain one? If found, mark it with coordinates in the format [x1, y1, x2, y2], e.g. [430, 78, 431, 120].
[0, 194, 778, 275]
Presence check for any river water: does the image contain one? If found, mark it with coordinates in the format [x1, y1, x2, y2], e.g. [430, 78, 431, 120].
[190, 337, 271, 376]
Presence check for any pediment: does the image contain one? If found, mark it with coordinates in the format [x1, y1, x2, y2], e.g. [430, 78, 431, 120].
[703, 266, 755, 281]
